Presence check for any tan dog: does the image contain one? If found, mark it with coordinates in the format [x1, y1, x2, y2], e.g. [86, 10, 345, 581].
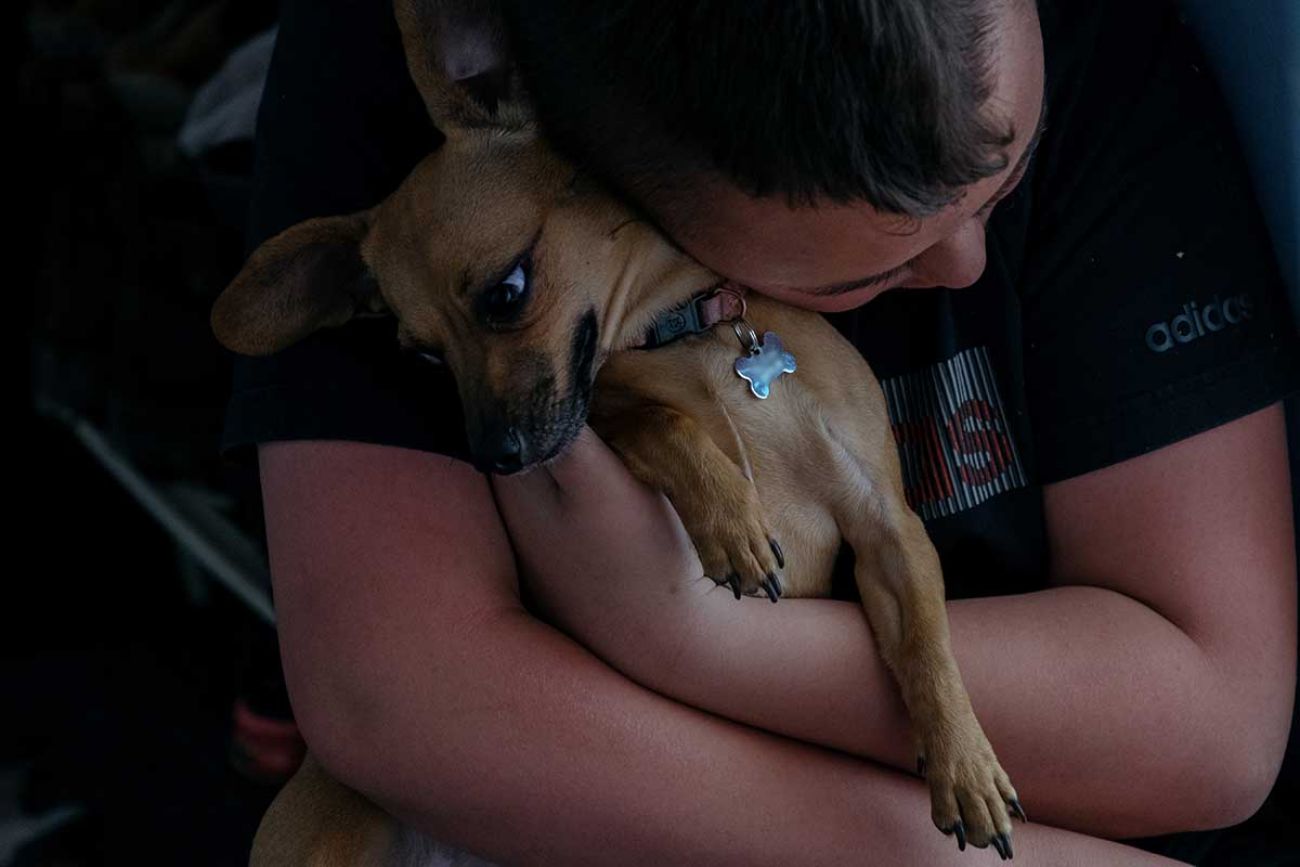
[214, 0, 1025, 862]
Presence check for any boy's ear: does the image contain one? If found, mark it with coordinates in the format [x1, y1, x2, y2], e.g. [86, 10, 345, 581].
[211, 212, 385, 356]
[393, 0, 532, 135]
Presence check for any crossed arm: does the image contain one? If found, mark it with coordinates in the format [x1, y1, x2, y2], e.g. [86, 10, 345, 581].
[258, 404, 1294, 864]
[491, 404, 1297, 838]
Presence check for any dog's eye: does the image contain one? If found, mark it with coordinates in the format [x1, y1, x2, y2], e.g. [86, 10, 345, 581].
[482, 262, 529, 323]
[418, 350, 444, 366]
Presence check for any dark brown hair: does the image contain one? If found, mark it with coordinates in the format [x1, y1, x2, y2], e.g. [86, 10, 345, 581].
[501, 0, 1017, 216]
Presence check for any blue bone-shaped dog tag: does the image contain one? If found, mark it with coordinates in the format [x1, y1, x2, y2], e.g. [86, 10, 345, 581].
[734, 332, 797, 399]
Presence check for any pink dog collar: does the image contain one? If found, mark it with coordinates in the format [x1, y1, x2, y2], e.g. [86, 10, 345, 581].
[641, 284, 749, 349]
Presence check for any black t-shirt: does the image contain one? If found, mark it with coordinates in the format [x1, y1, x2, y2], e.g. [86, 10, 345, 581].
[221, 0, 1300, 601]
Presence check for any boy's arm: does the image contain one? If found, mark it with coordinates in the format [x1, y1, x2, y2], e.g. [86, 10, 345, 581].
[258, 439, 1181, 865]
[494, 404, 1297, 840]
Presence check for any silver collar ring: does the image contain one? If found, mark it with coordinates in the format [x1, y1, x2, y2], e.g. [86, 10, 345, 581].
[732, 318, 760, 354]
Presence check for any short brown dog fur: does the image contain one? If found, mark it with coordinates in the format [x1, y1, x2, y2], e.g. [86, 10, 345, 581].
[215, 1, 1024, 862]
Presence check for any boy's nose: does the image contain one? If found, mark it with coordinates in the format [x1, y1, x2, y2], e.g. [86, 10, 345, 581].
[908, 220, 988, 289]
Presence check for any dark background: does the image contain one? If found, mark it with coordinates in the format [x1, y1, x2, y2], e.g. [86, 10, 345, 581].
[7, 1, 1299, 865]
[11, 2, 286, 864]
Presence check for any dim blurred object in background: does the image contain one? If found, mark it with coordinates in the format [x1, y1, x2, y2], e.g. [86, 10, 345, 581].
[13, 1, 295, 864]
[26, 0, 276, 483]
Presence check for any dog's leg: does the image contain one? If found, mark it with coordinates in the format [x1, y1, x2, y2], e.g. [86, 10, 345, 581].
[251, 754, 398, 867]
[839, 483, 1023, 857]
[590, 400, 784, 599]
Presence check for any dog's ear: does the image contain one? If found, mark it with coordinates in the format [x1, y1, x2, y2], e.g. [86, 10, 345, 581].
[393, 0, 531, 135]
[211, 212, 385, 356]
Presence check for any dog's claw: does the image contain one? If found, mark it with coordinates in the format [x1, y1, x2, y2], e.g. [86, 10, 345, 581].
[1009, 799, 1027, 823]
[992, 834, 1013, 860]
[768, 538, 785, 569]
[944, 821, 966, 852]
[763, 572, 782, 602]
[915, 756, 926, 777]
[726, 573, 742, 600]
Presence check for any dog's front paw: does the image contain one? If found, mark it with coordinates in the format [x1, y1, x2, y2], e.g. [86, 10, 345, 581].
[675, 480, 785, 602]
[918, 722, 1024, 859]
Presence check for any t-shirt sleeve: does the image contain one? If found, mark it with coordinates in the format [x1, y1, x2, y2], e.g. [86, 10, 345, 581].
[217, 0, 470, 466]
[1018, 0, 1300, 483]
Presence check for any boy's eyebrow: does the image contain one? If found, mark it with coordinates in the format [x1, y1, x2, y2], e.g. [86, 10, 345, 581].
[803, 104, 1050, 297]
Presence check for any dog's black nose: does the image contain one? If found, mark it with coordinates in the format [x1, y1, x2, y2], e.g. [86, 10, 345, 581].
[482, 426, 525, 475]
